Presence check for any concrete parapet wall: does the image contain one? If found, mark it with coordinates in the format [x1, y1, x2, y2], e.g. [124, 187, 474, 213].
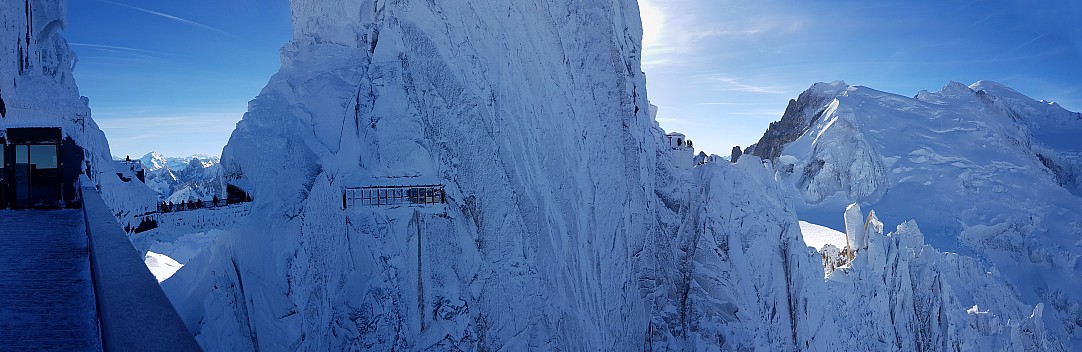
[80, 176, 202, 352]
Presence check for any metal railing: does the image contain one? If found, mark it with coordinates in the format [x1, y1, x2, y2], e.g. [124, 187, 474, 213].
[343, 185, 446, 209]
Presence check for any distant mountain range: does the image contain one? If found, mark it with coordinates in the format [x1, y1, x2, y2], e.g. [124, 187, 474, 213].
[138, 152, 223, 203]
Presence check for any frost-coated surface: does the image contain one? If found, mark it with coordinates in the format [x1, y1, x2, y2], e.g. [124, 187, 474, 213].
[0, 210, 101, 350]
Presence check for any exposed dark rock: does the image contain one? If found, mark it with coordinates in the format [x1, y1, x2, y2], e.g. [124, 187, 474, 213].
[747, 86, 837, 160]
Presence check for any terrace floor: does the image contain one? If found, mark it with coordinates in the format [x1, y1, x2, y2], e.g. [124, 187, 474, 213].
[0, 210, 102, 351]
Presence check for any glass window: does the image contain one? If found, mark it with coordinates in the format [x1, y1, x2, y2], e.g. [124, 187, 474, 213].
[30, 145, 57, 169]
[16, 145, 28, 163]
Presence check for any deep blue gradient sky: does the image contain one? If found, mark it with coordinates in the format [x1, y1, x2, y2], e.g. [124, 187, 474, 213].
[66, 0, 291, 158]
[66, 0, 1080, 157]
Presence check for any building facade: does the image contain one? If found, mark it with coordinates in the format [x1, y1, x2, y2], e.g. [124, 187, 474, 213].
[0, 127, 84, 209]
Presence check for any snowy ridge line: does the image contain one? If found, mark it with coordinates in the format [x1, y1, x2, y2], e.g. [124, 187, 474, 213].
[135, 203, 253, 233]
[79, 177, 201, 351]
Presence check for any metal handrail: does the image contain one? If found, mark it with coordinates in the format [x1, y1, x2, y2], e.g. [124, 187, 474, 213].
[343, 185, 446, 209]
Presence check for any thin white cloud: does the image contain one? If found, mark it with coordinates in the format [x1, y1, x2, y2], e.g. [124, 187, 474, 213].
[69, 43, 163, 55]
[952, 0, 982, 13]
[100, 0, 234, 37]
[700, 74, 789, 94]
[993, 35, 1044, 61]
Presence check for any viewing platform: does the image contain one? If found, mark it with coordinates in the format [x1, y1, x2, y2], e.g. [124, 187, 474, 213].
[0, 210, 100, 350]
[0, 177, 202, 351]
[343, 184, 446, 209]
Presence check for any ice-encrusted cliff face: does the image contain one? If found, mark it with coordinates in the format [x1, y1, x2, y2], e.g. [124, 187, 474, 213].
[167, 0, 661, 350]
[641, 158, 841, 351]
[0, 0, 157, 215]
[751, 81, 1082, 349]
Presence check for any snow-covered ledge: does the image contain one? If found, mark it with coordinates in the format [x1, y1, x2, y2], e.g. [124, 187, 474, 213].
[80, 175, 202, 351]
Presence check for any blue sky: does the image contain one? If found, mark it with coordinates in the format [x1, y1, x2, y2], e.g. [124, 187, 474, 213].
[66, 0, 1080, 158]
[66, 0, 290, 158]
[640, 0, 1081, 155]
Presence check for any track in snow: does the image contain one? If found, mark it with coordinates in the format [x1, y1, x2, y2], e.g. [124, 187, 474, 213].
[0, 210, 102, 351]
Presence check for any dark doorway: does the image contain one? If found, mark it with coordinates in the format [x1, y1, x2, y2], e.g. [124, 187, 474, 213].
[4, 128, 64, 209]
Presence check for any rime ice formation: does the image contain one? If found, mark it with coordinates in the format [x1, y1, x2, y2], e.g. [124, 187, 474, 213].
[751, 81, 1082, 350]
[0, 1, 156, 216]
[166, 1, 660, 350]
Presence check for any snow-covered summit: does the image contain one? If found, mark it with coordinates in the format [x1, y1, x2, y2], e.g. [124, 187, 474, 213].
[141, 152, 171, 172]
[750, 80, 1082, 348]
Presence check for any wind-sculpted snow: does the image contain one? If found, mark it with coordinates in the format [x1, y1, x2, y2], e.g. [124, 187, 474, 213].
[0, 1, 157, 219]
[756, 80, 1082, 349]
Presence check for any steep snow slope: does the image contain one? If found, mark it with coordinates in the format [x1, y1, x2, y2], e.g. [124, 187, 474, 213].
[162, 0, 859, 349]
[0, 1, 157, 217]
[799, 221, 846, 250]
[750, 81, 1082, 348]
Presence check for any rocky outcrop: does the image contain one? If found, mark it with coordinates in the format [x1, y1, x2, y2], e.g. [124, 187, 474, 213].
[747, 81, 848, 160]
